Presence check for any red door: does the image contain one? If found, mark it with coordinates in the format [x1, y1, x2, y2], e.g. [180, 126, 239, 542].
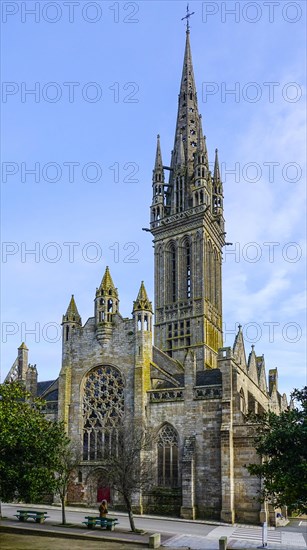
[97, 485, 110, 503]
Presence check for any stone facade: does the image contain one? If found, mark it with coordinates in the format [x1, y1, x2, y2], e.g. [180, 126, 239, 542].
[5, 29, 288, 525]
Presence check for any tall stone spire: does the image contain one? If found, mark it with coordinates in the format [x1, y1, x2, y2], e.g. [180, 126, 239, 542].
[150, 21, 224, 370]
[173, 29, 201, 171]
[167, 28, 203, 214]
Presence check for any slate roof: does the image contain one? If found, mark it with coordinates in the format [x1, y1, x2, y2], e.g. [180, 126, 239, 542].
[196, 369, 222, 386]
[44, 389, 58, 402]
[156, 369, 222, 389]
[37, 380, 56, 396]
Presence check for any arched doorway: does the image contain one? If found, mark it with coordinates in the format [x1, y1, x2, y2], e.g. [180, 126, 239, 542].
[97, 484, 111, 503]
[96, 472, 111, 503]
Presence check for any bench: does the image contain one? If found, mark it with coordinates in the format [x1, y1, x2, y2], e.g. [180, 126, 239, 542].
[15, 510, 49, 523]
[82, 516, 119, 531]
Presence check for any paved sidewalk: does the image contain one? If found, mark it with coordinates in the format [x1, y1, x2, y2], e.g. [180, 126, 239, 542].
[1, 503, 306, 550]
[164, 525, 307, 550]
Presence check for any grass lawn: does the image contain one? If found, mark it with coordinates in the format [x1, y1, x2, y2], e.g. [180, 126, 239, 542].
[0, 532, 148, 550]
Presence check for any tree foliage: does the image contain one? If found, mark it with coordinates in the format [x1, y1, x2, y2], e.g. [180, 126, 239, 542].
[247, 386, 307, 513]
[102, 422, 155, 532]
[0, 381, 69, 505]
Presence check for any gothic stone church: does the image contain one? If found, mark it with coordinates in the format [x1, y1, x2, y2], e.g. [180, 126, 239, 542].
[6, 30, 287, 524]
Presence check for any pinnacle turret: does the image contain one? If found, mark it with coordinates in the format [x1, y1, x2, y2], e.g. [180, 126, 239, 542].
[95, 267, 119, 332]
[97, 266, 118, 298]
[154, 134, 164, 174]
[152, 135, 165, 190]
[151, 135, 165, 225]
[213, 148, 221, 183]
[133, 281, 153, 313]
[18, 341, 29, 351]
[196, 115, 208, 167]
[62, 295, 82, 325]
[212, 148, 224, 217]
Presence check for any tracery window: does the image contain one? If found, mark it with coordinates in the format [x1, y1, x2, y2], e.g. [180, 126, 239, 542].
[82, 366, 124, 461]
[166, 242, 177, 304]
[158, 424, 179, 487]
[186, 241, 191, 299]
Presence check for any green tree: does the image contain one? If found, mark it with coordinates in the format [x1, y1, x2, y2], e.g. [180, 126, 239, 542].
[0, 382, 69, 509]
[247, 386, 307, 513]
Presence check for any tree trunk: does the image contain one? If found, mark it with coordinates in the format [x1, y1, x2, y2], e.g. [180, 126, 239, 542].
[0, 500, 2, 519]
[125, 496, 136, 532]
[61, 495, 66, 525]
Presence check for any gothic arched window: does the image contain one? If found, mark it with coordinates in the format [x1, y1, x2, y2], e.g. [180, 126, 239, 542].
[186, 242, 191, 299]
[156, 245, 163, 309]
[158, 424, 179, 487]
[207, 241, 213, 303]
[166, 242, 177, 304]
[181, 239, 192, 300]
[82, 366, 124, 461]
[214, 249, 220, 310]
[170, 244, 176, 303]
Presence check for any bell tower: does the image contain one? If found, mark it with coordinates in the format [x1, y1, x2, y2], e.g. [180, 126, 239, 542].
[150, 28, 225, 370]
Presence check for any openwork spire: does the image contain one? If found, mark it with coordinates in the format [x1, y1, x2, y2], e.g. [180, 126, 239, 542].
[173, 30, 201, 170]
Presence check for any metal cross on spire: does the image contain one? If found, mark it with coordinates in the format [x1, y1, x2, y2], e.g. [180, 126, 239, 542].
[181, 4, 195, 32]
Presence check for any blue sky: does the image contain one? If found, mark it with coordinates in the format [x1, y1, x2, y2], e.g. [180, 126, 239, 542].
[1, 0, 306, 397]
